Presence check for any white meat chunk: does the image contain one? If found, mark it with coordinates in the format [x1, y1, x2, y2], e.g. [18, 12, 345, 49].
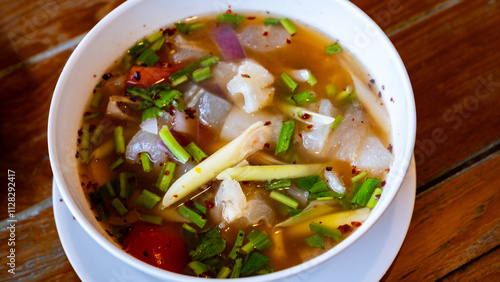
[227, 59, 274, 113]
[215, 178, 248, 226]
[238, 25, 290, 52]
[125, 130, 166, 164]
[302, 99, 336, 153]
[353, 136, 393, 174]
[171, 35, 207, 63]
[220, 107, 283, 143]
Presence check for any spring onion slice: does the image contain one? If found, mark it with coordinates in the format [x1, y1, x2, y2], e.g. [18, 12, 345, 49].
[266, 179, 291, 190]
[309, 222, 342, 240]
[184, 142, 208, 163]
[264, 18, 280, 25]
[159, 126, 191, 164]
[351, 178, 380, 206]
[140, 152, 152, 172]
[325, 43, 342, 55]
[136, 48, 159, 66]
[230, 258, 243, 278]
[90, 124, 104, 145]
[351, 171, 367, 183]
[156, 162, 176, 192]
[90, 139, 114, 161]
[134, 189, 161, 209]
[178, 205, 207, 228]
[366, 187, 383, 208]
[305, 234, 324, 248]
[270, 191, 299, 209]
[216, 164, 325, 181]
[217, 266, 232, 278]
[331, 115, 344, 130]
[114, 126, 125, 154]
[216, 14, 246, 25]
[292, 90, 316, 105]
[108, 156, 125, 171]
[241, 252, 271, 275]
[192, 66, 213, 82]
[90, 91, 103, 108]
[162, 121, 271, 207]
[275, 120, 295, 154]
[276, 102, 335, 125]
[280, 18, 297, 35]
[280, 72, 298, 92]
[111, 198, 128, 216]
[140, 214, 163, 225]
[79, 123, 91, 164]
[182, 223, 197, 233]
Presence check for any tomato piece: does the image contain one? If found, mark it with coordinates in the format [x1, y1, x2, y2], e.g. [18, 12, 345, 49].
[122, 222, 189, 273]
[126, 66, 177, 88]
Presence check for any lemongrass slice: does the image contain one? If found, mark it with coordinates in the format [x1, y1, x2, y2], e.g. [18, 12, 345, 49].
[161, 121, 271, 207]
[216, 164, 325, 181]
[276, 102, 335, 125]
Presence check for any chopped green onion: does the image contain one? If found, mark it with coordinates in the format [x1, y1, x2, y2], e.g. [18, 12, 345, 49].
[192, 66, 213, 82]
[270, 191, 299, 209]
[170, 74, 188, 86]
[188, 261, 212, 276]
[141, 214, 163, 225]
[142, 107, 163, 121]
[326, 84, 338, 98]
[184, 142, 208, 163]
[114, 126, 125, 154]
[127, 86, 154, 101]
[351, 171, 367, 183]
[264, 18, 280, 25]
[119, 172, 136, 199]
[230, 258, 243, 278]
[241, 252, 271, 275]
[241, 229, 273, 253]
[325, 43, 342, 55]
[90, 91, 103, 108]
[266, 179, 291, 190]
[351, 178, 381, 206]
[280, 18, 297, 35]
[336, 86, 354, 103]
[121, 54, 134, 70]
[309, 222, 342, 240]
[199, 54, 219, 67]
[134, 189, 161, 209]
[95, 202, 110, 220]
[159, 126, 191, 164]
[156, 162, 176, 191]
[281, 72, 298, 92]
[108, 156, 125, 171]
[90, 124, 104, 145]
[308, 191, 343, 201]
[309, 180, 329, 193]
[128, 39, 149, 56]
[79, 123, 91, 164]
[275, 120, 295, 154]
[149, 37, 165, 51]
[146, 32, 163, 44]
[295, 175, 319, 191]
[316, 196, 335, 201]
[193, 201, 207, 215]
[136, 48, 159, 66]
[366, 187, 383, 208]
[178, 205, 207, 228]
[182, 223, 197, 234]
[111, 198, 128, 216]
[229, 230, 245, 259]
[217, 266, 232, 278]
[331, 115, 344, 131]
[276, 102, 336, 125]
[140, 152, 152, 172]
[306, 70, 318, 86]
[90, 140, 114, 161]
[98, 182, 116, 199]
[292, 90, 316, 105]
[175, 22, 205, 35]
[216, 14, 246, 26]
[305, 234, 324, 249]
[154, 89, 182, 109]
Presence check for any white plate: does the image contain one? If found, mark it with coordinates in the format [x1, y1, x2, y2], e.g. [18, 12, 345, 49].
[53, 157, 415, 282]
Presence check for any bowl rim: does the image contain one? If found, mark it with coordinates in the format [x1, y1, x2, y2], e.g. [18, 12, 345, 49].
[48, 0, 416, 280]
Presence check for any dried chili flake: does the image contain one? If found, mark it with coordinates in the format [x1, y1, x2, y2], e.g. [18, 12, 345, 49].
[351, 221, 362, 227]
[337, 224, 353, 234]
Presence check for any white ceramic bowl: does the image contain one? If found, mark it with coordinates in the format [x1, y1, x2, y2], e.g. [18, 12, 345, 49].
[48, 0, 416, 280]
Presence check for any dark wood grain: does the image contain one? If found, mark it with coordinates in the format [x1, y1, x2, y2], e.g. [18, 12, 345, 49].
[382, 154, 500, 281]
[0, 0, 125, 69]
[440, 246, 500, 281]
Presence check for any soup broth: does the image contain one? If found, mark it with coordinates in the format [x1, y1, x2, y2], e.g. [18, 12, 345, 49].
[77, 12, 393, 278]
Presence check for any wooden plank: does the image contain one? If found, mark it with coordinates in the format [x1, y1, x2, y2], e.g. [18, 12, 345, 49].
[440, 246, 500, 281]
[388, 0, 500, 184]
[382, 153, 500, 281]
[0, 207, 79, 281]
[0, 0, 125, 69]
[0, 50, 72, 219]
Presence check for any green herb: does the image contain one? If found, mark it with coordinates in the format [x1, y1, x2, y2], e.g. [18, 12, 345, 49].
[366, 187, 383, 208]
[230, 258, 243, 278]
[159, 126, 191, 164]
[141, 106, 163, 121]
[119, 172, 136, 199]
[241, 252, 271, 275]
[351, 178, 381, 206]
[309, 180, 329, 193]
[188, 261, 212, 276]
[306, 70, 318, 86]
[79, 123, 91, 164]
[217, 266, 232, 278]
[199, 54, 219, 67]
[156, 162, 176, 191]
[149, 36, 165, 51]
[136, 48, 159, 66]
[90, 91, 103, 108]
[192, 66, 213, 82]
[189, 225, 226, 261]
[281, 72, 298, 92]
[178, 205, 207, 228]
[184, 142, 208, 163]
[295, 175, 319, 190]
[146, 32, 163, 44]
[264, 18, 280, 25]
[216, 14, 246, 26]
[182, 223, 197, 234]
[95, 202, 110, 220]
[128, 39, 149, 56]
[292, 90, 316, 105]
[121, 54, 134, 70]
[266, 179, 291, 190]
[111, 198, 128, 216]
[275, 120, 295, 154]
[114, 126, 125, 154]
[154, 89, 182, 108]
[270, 191, 299, 209]
[127, 86, 154, 101]
[325, 43, 342, 55]
[175, 22, 205, 35]
[305, 234, 324, 248]
[309, 222, 342, 240]
[140, 214, 162, 225]
[326, 84, 338, 98]
[90, 124, 104, 145]
[241, 229, 273, 254]
[351, 171, 367, 183]
[83, 111, 102, 121]
[308, 191, 343, 201]
[228, 230, 246, 259]
[134, 189, 161, 209]
[97, 181, 117, 199]
[140, 152, 152, 172]
[108, 156, 125, 171]
[331, 115, 344, 131]
[193, 201, 207, 215]
[290, 209, 303, 217]
[280, 18, 297, 35]
[336, 86, 354, 103]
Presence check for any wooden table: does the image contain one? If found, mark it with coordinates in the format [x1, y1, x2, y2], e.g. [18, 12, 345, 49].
[0, 0, 499, 280]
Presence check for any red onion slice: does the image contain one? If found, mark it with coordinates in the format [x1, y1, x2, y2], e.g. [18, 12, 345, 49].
[210, 23, 246, 61]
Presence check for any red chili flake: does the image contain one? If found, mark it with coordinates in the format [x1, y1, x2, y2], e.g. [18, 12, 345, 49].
[75, 152, 79, 158]
[93, 183, 98, 190]
[102, 73, 112, 80]
[205, 201, 215, 209]
[159, 162, 164, 167]
[164, 170, 170, 176]
[242, 181, 250, 185]
[352, 118, 355, 121]
[307, 124, 313, 129]
[390, 97, 394, 103]
[86, 181, 92, 189]
[326, 167, 333, 171]
[93, 74, 97, 78]
[226, 7, 232, 14]
[73, 216, 76, 220]
[184, 108, 197, 119]
[382, 85, 385, 90]
[247, 16, 256, 20]
[298, 133, 303, 138]
[351, 221, 362, 227]
[83, 111, 91, 116]
[301, 113, 311, 120]
[385, 168, 391, 172]
[378, 91, 382, 98]
[375, 194, 381, 200]
[286, 39, 291, 44]
[387, 144, 393, 153]
[241, 73, 251, 78]
[89, 124, 96, 131]
[163, 28, 176, 36]
[173, 195, 178, 198]
[166, 42, 174, 49]
[134, 71, 141, 81]
[201, 214, 207, 220]
[380, 102, 384, 106]
[264, 121, 271, 126]
[263, 31, 269, 37]
[95, 216, 101, 221]
[81, 182, 85, 187]
[351, 166, 357, 174]
[185, 200, 195, 208]
[381, 181, 386, 188]
[264, 143, 270, 149]
[337, 224, 353, 234]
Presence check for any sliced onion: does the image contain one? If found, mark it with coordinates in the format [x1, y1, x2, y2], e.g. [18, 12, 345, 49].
[140, 117, 158, 134]
[210, 23, 246, 61]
